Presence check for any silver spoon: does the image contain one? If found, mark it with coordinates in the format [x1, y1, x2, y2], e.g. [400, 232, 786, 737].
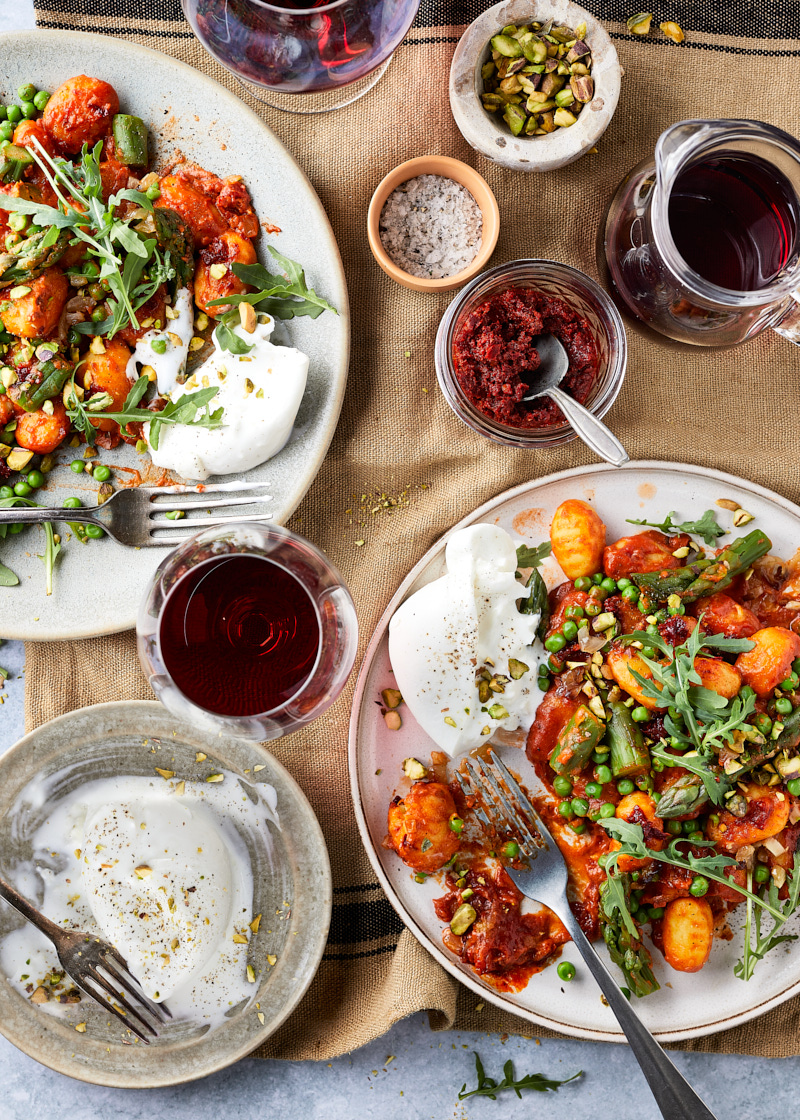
[522, 334, 629, 466]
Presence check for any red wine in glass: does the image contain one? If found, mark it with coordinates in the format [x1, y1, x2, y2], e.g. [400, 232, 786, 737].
[158, 554, 321, 717]
[668, 152, 800, 291]
[186, 0, 420, 94]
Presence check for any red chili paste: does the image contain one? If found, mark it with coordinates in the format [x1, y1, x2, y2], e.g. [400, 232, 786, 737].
[452, 287, 600, 428]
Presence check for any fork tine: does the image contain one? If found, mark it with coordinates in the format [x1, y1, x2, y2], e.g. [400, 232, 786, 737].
[74, 974, 152, 1044]
[142, 480, 272, 496]
[148, 512, 273, 535]
[100, 955, 171, 1022]
[471, 757, 543, 856]
[489, 751, 559, 847]
[455, 768, 493, 829]
[83, 964, 158, 1038]
[150, 494, 271, 513]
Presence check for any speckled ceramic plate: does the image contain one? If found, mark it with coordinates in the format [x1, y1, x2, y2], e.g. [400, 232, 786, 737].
[350, 461, 800, 1042]
[0, 701, 331, 1087]
[0, 31, 349, 641]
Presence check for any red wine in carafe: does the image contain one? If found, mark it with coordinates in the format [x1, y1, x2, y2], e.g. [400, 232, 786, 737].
[668, 153, 800, 291]
[158, 554, 320, 717]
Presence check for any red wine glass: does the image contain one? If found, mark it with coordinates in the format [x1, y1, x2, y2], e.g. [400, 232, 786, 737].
[182, 0, 421, 114]
[137, 523, 358, 741]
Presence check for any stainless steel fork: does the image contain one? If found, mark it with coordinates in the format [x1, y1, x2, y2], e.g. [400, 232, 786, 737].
[459, 751, 719, 1120]
[0, 873, 170, 1042]
[0, 479, 272, 546]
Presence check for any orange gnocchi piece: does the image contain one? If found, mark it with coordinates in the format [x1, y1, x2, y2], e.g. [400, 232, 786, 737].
[734, 627, 800, 697]
[693, 656, 742, 700]
[661, 897, 714, 973]
[613, 792, 663, 873]
[706, 783, 791, 851]
[606, 646, 663, 710]
[387, 781, 460, 873]
[549, 499, 606, 580]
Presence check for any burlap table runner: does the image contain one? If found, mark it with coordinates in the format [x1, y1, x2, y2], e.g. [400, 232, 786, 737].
[24, 0, 800, 1059]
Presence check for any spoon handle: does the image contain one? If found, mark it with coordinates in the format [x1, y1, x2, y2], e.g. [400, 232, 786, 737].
[549, 387, 629, 466]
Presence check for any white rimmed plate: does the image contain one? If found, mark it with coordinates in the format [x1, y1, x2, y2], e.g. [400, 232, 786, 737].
[0, 31, 349, 641]
[349, 461, 800, 1042]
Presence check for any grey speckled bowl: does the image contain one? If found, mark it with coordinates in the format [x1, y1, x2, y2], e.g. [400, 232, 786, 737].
[0, 701, 331, 1087]
[0, 31, 349, 642]
[449, 0, 621, 171]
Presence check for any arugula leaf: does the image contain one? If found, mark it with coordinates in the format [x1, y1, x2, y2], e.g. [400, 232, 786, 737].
[651, 741, 731, 806]
[457, 1052, 581, 1101]
[208, 245, 338, 323]
[600, 867, 640, 939]
[123, 374, 150, 411]
[735, 853, 800, 981]
[516, 541, 552, 569]
[626, 509, 726, 546]
[600, 819, 786, 921]
[214, 320, 254, 356]
[66, 379, 223, 450]
[15, 361, 73, 412]
[0, 559, 19, 586]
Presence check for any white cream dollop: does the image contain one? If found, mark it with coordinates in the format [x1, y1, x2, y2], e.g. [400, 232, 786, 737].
[126, 285, 194, 395]
[388, 524, 547, 757]
[144, 315, 308, 480]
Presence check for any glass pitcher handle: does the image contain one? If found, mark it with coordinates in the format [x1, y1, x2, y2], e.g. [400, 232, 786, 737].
[772, 292, 800, 345]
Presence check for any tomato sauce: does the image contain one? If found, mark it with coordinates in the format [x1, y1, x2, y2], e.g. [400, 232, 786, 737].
[452, 287, 600, 429]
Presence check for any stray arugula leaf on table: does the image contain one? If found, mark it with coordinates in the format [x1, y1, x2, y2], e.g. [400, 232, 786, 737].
[515, 541, 552, 570]
[0, 496, 60, 594]
[457, 1052, 581, 1101]
[626, 509, 726, 546]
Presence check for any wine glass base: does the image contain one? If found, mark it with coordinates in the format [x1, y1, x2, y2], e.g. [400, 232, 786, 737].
[231, 54, 393, 115]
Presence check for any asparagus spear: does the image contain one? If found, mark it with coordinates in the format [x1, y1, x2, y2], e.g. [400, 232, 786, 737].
[519, 566, 549, 642]
[608, 701, 652, 778]
[599, 878, 660, 997]
[658, 706, 800, 818]
[632, 530, 771, 608]
[549, 705, 605, 775]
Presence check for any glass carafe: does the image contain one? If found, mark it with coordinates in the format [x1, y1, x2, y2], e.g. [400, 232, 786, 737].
[602, 119, 800, 347]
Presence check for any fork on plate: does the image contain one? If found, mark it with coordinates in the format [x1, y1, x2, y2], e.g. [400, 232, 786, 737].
[0, 873, 169, 1043]
[458, 751, 719, 1120]
[0, 479, 272, 547]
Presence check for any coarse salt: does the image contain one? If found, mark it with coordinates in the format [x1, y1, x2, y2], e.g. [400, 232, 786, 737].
[379, 175, 483, 279]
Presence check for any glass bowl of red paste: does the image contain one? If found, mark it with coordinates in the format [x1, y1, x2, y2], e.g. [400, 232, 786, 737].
[435, 259, 626, 449]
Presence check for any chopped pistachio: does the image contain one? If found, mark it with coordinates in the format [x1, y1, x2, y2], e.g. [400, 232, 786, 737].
[660, 20, 684, 43]
[209, 262, 227, 280]
[381, 688, 403, 709]
[402, 757, 427, 780]
[733, 508, 754, 527]
[626, 12, 653, 35]
[384, 710, 402, 731]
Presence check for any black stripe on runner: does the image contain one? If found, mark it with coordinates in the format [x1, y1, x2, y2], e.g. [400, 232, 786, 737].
[323, 942, 398, 962]
[328, 898, 405, 944]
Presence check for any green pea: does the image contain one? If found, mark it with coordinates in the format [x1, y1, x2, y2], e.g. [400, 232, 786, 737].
[557, 961, 576, 981]
[17, 84, 36, 103]
[682, 819, 697, 834]
[591, 572, 603, 585]
[573, 576, 591, 591]
[562, 620, 578, 641]
[669, 736, 685, 750]
[593, 750, 610, 764]
[6, 105, 22, 123]
[617, 779, 635, 796]
[553, 776, 573, 797]
[21, 101, 36, 120]
[647, 906, 664, 920]
[601, 577, 617, 593]
[739, 686, 756, 703]
[629, 894, 639, 914]
[544, 633, 566, 653]
[570, 821, 586, 834]
[780, 673, 799, 691]
[668, 601, 685, 616]
[8, 213, 27, 233]
[70, 459, 85, 473]
[91, 308, 105, 323]
[755, 713, 773, 736]
[585, 781, 603, 798]
[599, 802, 616, 819]
[654, 608, 668, 621]
[0, 484, 13, 498]
[83, 260, 101, 279]
[621, 585, 640, 602]
[547, 654, 563, 673]
[85, 524, 104, 539]
[565, 604, 585, 619]
[775, 697, 793, 716]
[665, 820, 682, 836]
[667, 705, 683, 723]
[33, 90, 50, 111]
[502, 841, 519, 859]
[585, 600, 601, 617]
[617, 577, 632, 589]
[63, 496, 81, 509]
[93, 464, 111, 482]
[571, 797, 589, 817]
[558, 800, 574, 818]
[652, 759, 664, 772]
[595, 765, 612, 785]
[687, 831, 704, 843]
[754, 864, 770, 883]
[0, 121, 13, 142]
[26, 469, 44, 489]
[146, 182, 161, 201]
[689, 876, 709, 897]
[787, 778, 800, 797]
[151, 338, 168, 355]
[13, 480, 31, 497]
[88, 283, 105, 301]
[646, 623, 659, 637]
[631, 705, 649, 723]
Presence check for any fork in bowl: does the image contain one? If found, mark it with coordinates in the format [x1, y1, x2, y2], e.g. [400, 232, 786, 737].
[458, 751, 719, 1120]
[0, 873, 169, 1043]
[0, 479, 272, 547]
